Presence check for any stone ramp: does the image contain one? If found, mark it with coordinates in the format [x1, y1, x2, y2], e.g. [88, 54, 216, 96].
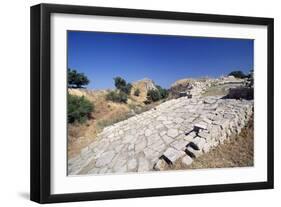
[68, 96, 253, 175]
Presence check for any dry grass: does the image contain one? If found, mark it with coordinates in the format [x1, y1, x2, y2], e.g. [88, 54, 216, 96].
[166, 117, 254, 170]
[67, 88, 162, 159]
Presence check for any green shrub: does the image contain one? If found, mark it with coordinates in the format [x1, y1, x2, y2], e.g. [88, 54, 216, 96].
[134, 88, 140, 96]
[147, 89, 161, 102]
[156, 85, 169, 99]
[68, 94, 93, 123]
[106, 90, 128, 103]
[121, 83, 132, 95]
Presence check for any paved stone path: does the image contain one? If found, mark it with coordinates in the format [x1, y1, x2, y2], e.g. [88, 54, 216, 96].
[68, 96, 253, 175]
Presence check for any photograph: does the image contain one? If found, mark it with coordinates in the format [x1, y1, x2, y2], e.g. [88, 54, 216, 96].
[67, 31, 254, 176]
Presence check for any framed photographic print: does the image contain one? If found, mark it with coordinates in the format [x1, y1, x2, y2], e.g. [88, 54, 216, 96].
[30, 3, 274, 203]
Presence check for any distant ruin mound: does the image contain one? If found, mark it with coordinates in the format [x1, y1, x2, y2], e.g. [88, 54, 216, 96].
[131, 78, 157, 103]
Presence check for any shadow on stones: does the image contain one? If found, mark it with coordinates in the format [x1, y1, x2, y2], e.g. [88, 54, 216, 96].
[159, 155, 173, 165]
[187, 142, 199, 150]
[221, 87, 254, 100]
[184, 149, 196, 158]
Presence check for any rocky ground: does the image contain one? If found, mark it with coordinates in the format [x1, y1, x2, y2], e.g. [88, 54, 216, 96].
[68, 95, 253, 175]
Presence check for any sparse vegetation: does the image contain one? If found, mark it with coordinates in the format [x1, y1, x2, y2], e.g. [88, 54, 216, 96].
[68, 94, 94, 123]
[68, 68, 90, 88]
[106, 90, 128, 103]
[164, 117, 254, 171]
[134, 88, 140, 96]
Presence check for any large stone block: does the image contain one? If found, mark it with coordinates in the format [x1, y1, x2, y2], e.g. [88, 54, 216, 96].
[185, 146, 202, 158]
[163, 148, 185, 163]
[191, 136, 206, 150]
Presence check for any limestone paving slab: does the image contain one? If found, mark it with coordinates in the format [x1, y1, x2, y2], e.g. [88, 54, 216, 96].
[68, 96, 253, 175]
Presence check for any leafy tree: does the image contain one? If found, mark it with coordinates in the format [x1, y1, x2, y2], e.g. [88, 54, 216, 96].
[156, 85, 169, 99]
[68, 69, 90, 88]
[106, 90, 128, 103]
[134, 88, 140, 96]
[147, 89, 161, 102]
[114, 77, 126, 90]
[68, 94, 93, 123]
[124, 83, 132, 95]
[228, 70, 246, 79]
[113, 76, 132, 95]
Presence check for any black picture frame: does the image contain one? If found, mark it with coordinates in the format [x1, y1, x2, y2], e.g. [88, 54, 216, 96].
[30, 3, 274, 204]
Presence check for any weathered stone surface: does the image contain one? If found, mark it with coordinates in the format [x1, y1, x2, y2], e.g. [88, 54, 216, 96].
[163, 148, 185, 163]
[184, 134, 194, 142]
[68, 93, 253, 175]
[162, 135, 174, 144]
[194, 123, 207, 130]
[138, 157, 150, 172]
[145, 129, 152, 137]
[202, 143, 211, 153]
[95, 151, 116, 167]
[167, 128, 179, 138]
[128, 158, 137, 171]
[181, 155, 193, 167]
[192, 137, 206, 150]
[135, 139, 147, 153]
[170, 140, 189, 151]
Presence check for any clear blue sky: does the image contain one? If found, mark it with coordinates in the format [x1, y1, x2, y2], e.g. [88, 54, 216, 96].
[67, 31, 253, 89]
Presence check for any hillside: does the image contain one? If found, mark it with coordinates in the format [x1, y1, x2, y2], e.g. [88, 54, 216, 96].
[68, 78, 158, 158]
[130, 78, 157, 104]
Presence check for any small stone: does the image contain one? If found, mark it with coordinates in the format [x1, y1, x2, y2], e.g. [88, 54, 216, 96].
[159, 130, 167, 137]
[194, 123, 207, 130]
[202, 143, 211, 153]
[167, 128, 179, 138]
[145, 129, 152, 137]
[181, 155, 193, 167]
[162, 135, 174, 144]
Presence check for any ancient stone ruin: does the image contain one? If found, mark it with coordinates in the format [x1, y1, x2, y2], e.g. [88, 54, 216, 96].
[68, 93, 253, 175]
